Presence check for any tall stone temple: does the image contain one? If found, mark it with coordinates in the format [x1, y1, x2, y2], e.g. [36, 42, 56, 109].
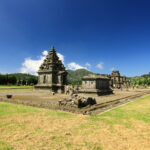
[35, 46, 67, 93]
[110, 70, 127, 86]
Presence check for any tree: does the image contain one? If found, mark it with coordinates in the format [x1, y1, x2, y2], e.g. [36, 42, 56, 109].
[0, 75, 7, 85]
[28, 77, 38, 85]
[8, 75, 17, 85]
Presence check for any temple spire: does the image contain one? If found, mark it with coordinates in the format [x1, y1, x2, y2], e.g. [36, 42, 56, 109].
[50, 45, 55, 52]
[39, 45, 64, 71]
[51, 45, 54, 49]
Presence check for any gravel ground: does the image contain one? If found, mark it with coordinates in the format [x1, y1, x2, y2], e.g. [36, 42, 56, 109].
[0, 88, 150, 104]
[0, 88, 150, 114]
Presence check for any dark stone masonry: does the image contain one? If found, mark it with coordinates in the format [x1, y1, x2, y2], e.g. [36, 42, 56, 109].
[35, 46, 67, 93]
[110, 70, 129, 87]
[80, 74, 113, 95]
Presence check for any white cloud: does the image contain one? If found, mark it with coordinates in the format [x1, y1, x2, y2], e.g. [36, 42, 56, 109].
[20, 58, 43, 75]
[96, 62, 104, 69]
[67, 62, 86, 70]
[20, 50, 65, 75]
[85, 62, 91, 67]
[57, 52, 64, 64]
[42, 50, 48, 56]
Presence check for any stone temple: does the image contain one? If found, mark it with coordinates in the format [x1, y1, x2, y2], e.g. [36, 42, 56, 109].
[92, 70, 128, 88]
[110, 70, 128, 87]
[35, 46, 67, 93]
[80, 74, 113, 95]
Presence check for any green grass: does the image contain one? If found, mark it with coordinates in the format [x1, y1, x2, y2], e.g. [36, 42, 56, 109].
[103, 95, 150, 123]
[0, 85, 33, 91]
[1, 95, 150, 149]
[0, 85, 33, 88]
[0, 102, 74, 119]
[88, 95, 150, 127]
[0, 141, 13, 150]
[0, 102, 40, 117]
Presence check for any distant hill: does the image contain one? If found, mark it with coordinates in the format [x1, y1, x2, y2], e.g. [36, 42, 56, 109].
[2, 71, 150, 86]
[10, 70, 92, 84]
[67, 69, 93, 84]
[2, 69, 92, 85]
[8, 73, 37, 80]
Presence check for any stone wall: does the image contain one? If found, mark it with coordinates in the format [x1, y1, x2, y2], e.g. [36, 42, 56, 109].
[82, 80, 96, 89]
[81, 74, 113, 95]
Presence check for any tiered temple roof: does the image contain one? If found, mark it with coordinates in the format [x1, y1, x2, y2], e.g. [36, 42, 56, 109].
[38, 46, 65, 72]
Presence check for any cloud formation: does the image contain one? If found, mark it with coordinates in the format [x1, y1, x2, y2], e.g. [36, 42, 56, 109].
[20, 50, 64, 75]
[85, 62, 91, 67]
[57, 52, 64, 64]
[96, 62, 104, 69]
[67, 62, 86, 70]
[42, 50, 48, 56]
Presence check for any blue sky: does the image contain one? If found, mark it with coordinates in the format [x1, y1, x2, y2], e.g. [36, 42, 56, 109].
[0, 0, 150, 76]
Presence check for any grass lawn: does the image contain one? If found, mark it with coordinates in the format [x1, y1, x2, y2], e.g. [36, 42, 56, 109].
[0, 85, 33, 91]
[0, 95, 150, 150]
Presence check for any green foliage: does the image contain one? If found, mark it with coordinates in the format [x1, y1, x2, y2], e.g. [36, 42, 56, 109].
[0, 69, 91, 85]
[0, 74, 7, 85]
[8, 76, 17, 85]
[11, 73, 38, 85]
[0, 73, 38, 86]
[0, 74, 17, 85]
[67, 69, 92, 85]
[129, 75, 150, 86]
[1, 70, 150, 86]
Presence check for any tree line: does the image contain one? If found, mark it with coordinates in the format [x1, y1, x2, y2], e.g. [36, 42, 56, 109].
[130, 78, 150, 86]
[0, 74, 38, 85]
[129, 73, 150, 86]
[1, 71, 150, 86]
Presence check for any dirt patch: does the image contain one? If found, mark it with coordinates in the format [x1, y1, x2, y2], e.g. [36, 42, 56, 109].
[0, 88, 150, 114]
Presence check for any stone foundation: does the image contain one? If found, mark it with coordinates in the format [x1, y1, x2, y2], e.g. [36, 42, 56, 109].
[35, 84, 65, 93]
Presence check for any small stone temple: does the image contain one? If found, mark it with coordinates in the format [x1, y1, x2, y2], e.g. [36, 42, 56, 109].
[110, 70, 127, 87]
[35, 46, 67, 93]
[80, 74, 113, 95]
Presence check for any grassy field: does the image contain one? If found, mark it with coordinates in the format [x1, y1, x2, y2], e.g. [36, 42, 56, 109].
[0, 85, 33, 91]
[0, 95, 150, 150]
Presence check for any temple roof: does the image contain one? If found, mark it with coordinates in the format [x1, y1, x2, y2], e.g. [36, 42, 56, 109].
[111, 70, 120, 76]
[38, 46, 66, 72]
